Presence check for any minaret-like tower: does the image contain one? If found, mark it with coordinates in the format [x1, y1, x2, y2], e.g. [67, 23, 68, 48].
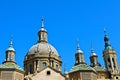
[90, 48, 98, 67]
[3, 38, 16, 64]
[38, 17, 48, 43]
[103, 29, 119, 79]
[75, 41, 86, 66]
[0, 38, 24, 80]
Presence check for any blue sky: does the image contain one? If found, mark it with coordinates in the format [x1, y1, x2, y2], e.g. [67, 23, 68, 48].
[0, 0, 120, 72]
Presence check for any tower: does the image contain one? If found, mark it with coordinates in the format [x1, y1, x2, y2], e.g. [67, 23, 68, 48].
[38, 17, 48, 43]
[69, 41, 97, 80]
[0, 38, 24, 80]
[75, 41, 86, 65]
[103, 29, 119, 79]
[90, 48, 98, 67]
[3, 38, 16, 63]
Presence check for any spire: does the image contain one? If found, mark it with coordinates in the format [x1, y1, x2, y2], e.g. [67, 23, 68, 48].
[41, 16, 44, 28]
[76, 39, 83, 53]
[104, 28, 107, 36]
[38, 16, 48, 42]
[39, 16, 47, 32]
[90, 42, 97, 56]
[7, 36, 15, 51]
[9, 36, 13, 47]
[104, 28, 113, 50]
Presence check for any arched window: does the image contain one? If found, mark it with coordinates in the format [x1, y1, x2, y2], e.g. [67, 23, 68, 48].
[108, 58, 111, 69]
[42, 62, 47, 68]
[112, 58, 116, 69]
[29, 64, 32, 74]
[56, 65, 59, 70]
[52, 60, 54, 67]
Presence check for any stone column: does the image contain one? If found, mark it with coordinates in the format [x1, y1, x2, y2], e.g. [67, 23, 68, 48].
[34, 61, 36, 72]
[110, 57, 114, 71]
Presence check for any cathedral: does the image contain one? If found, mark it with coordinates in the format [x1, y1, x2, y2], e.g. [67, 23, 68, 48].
[0, 17, 120, 80]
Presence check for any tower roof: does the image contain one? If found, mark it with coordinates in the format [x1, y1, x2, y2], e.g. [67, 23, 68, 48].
[39, 16, 47, 32]
[76, 39, 83, 53]
[90, 48, 97, 56]
[104, 29, 113, 50]
[69, 64, 96, 73]
[6, 37, 15, 52]
[0, 62, 24, 72]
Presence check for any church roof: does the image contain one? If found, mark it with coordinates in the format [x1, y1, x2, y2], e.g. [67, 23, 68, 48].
[0, 62, 23, 71]
[69, 64, 96, 73]
[93, 65, 105, 72]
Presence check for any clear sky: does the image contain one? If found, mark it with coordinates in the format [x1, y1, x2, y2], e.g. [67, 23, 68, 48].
[0, 0, 120, 72]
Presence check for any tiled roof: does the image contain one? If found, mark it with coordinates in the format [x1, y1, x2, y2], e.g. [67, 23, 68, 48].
[0, 62, 23, 71]
[93, 66, 105, 72]
[69, 64, 96, 73]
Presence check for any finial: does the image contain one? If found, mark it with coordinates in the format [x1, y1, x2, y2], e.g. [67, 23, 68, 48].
[90, 41, 97, 56]
[41, 16, 44, 28]
[76, 38, 83, 53]
[10, 36, 13, 47]
[6, 36, 15, 52]
[91, 41, 94, 51]
[76, 38, 80, 50]
[104, 28, 107, 36]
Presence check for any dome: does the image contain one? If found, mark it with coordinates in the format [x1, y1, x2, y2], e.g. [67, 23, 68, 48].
[90, 49, 97, 56]
[91, 52, 97, 56]
[7, 47, 15, 51]
[76, 49, 83, 53]
[39, 27, 47, 32]
[6, 39, 15, 52]
[27, 42, 59, 56]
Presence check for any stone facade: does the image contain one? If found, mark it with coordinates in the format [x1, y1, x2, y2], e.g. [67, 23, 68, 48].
[25, 66, 66, 80]
[69, 71, 97, 80]
[0, 70, 24, 80]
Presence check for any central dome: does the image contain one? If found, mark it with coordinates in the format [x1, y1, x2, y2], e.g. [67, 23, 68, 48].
[27, 17, 59, 56]
[24, 17, 62, 74]
[27, 42, 59, 56]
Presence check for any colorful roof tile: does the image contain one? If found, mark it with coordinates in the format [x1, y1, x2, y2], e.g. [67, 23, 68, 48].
[93, 65, 105, 72]
[0, 62, 23, 71]
[69, 64, 96, 73]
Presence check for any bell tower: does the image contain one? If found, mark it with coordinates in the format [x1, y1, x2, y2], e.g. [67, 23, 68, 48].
[75, 41, 86, 66]
[3, 38, 16, 64]
[38, 16, 48, 43]
[103, 29, 119, 79]
[90, 48, 98, 67]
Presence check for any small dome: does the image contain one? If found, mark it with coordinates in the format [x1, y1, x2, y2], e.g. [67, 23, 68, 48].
[105, 46, 113, 50]
[76, 49, 83, 53]
[7, 47, 15, 51]
[39, 27, 47, 32]
[6, 39, 15, 52]
[91, 49, 97, 56]
[76, 42, 83, 53]
[91, 52, 97, 56]
[27, 42, 59, 56]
